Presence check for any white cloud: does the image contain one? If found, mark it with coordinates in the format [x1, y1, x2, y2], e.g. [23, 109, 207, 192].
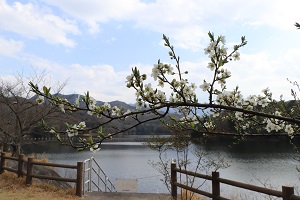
[0, 0, 296, 53]
[3, 44, 300, 104]
[41, 0, 300, 51]
[135, 49, 300, 103]
[1, 0, 300, 103]
[0, 0, 79, 47]
[43, 0, 145, 33]
[20, 54, 135, 102]
[61, 65, 135, 102]
[223, 50, 300, 100]
[241, 1, 300, 30]
[0, 37, 23, 56]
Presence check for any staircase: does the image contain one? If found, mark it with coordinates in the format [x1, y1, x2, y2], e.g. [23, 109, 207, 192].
[83, 157, 116, 195]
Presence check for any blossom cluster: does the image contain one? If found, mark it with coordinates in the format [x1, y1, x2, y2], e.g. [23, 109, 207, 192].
[216, 89, 243, 107]
[66, 121, 86, 137]
[204, 34, 227, 59]
[204, 121, 215, 130]
[169, 80, 197, 103]
[264, 111, 294, 136]
[151, 63, 174, 81]
[242, 94, 269, 110]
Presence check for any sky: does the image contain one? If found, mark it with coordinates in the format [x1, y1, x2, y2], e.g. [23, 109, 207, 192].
[1, 0, 300, 103]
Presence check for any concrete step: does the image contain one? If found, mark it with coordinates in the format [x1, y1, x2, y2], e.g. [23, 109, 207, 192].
[84, 192, 171, 200]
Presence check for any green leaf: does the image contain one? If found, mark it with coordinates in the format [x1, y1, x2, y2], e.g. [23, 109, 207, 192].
[169, 115, 175, 120]
[98, 127, 104, 138]
[211, 57, 215, 64]
[190, 122, 195, 128]
[208, 32, 214, 41]
[218, 59, 223, 67]
[98, 126, 102, 133]
[43, 86, 48, 95]
[88, 136, 93, 144]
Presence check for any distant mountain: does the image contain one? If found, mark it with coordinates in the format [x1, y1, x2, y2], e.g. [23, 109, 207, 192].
[53, 93, 173, 135]
[109, 100, 135, 110]
[59, 94, 135, 111]
[36, 93, 185, 116]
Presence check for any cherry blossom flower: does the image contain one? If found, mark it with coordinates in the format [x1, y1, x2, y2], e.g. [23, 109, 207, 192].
[232, 52, 240, 61]
[36, 96, 44, 104]
[200, 81, 210, 91]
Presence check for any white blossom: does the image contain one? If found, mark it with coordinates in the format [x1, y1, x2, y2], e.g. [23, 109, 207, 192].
[247, 95, 257, 106]
[112, 106, 120, 116]
[265, 119, 281, 132]
[156, 90, 166, 101]
[262, 88, 270, 94]
[207, 62, 215, 71]
[126, 74, 134, 82]
[36, 96, 44, 104]
[232, 52, 240, 61]
[144, 83, 153, 92]
[90, 144, 101, 152]
[258, 98, 268, 107]
[103, 102, 111, 110]
[285, 124, 294, 137]
[275, 111, 281, 116]
[67, 130, 74, 137]
[58, 104, 65, 113]
[211, 109, 220, 117]
[200, 81, 210, 91]
[124, 109, 131, 115]
[219, 35, 226, 44]
[151, 64, 160, 81]
[89, 97, 97, 108]
[158, 80, 164, 87]
[204, 121, 214, 129]
[77, 121, 86, 129]
[49, 129, 56, 134]
[235, 112, 243, 120]
[136, 100, 143, 109]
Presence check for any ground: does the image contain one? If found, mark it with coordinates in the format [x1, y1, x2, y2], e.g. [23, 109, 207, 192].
[0, 171, 205, 200]
[0, 171, 81, 200]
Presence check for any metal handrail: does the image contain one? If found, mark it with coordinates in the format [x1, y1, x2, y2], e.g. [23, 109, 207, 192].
[83, 157, 116, 195]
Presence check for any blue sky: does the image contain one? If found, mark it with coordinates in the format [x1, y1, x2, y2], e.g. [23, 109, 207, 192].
[1, 0, 300, 103]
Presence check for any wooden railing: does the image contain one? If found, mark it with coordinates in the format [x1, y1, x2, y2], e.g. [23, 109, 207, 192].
[0, 152, 84, 197]
[171, 161, 300, 200]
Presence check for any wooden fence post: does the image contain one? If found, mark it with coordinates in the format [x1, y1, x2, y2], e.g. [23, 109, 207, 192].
[212, 171, 220, 200]
[26, 157, 33, 185]
[18, 154, 25, 177]
[171, 160, 177, 200]
[0, 152, 7, 174]
[76, 162, 84, 197]
[282, 186, 294, 200]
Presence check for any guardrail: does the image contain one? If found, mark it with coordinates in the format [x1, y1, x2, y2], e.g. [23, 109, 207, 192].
[83, 157, 116, 195]
[0, 152, 84, 197]
[170, 161, 300, 200]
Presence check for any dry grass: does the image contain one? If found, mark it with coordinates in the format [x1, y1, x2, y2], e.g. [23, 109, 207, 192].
[180, 189, 205, 200]
[0, 171, 82, 200]
[28, 153, 49, 163]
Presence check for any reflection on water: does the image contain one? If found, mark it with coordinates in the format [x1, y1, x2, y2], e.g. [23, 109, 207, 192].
[22, 139, 300, 196]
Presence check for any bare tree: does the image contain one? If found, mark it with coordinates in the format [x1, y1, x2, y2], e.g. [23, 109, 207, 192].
[0, 71, 65, 155]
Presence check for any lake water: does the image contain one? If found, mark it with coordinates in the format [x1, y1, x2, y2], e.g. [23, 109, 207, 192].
[22, 139, 300, 198]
